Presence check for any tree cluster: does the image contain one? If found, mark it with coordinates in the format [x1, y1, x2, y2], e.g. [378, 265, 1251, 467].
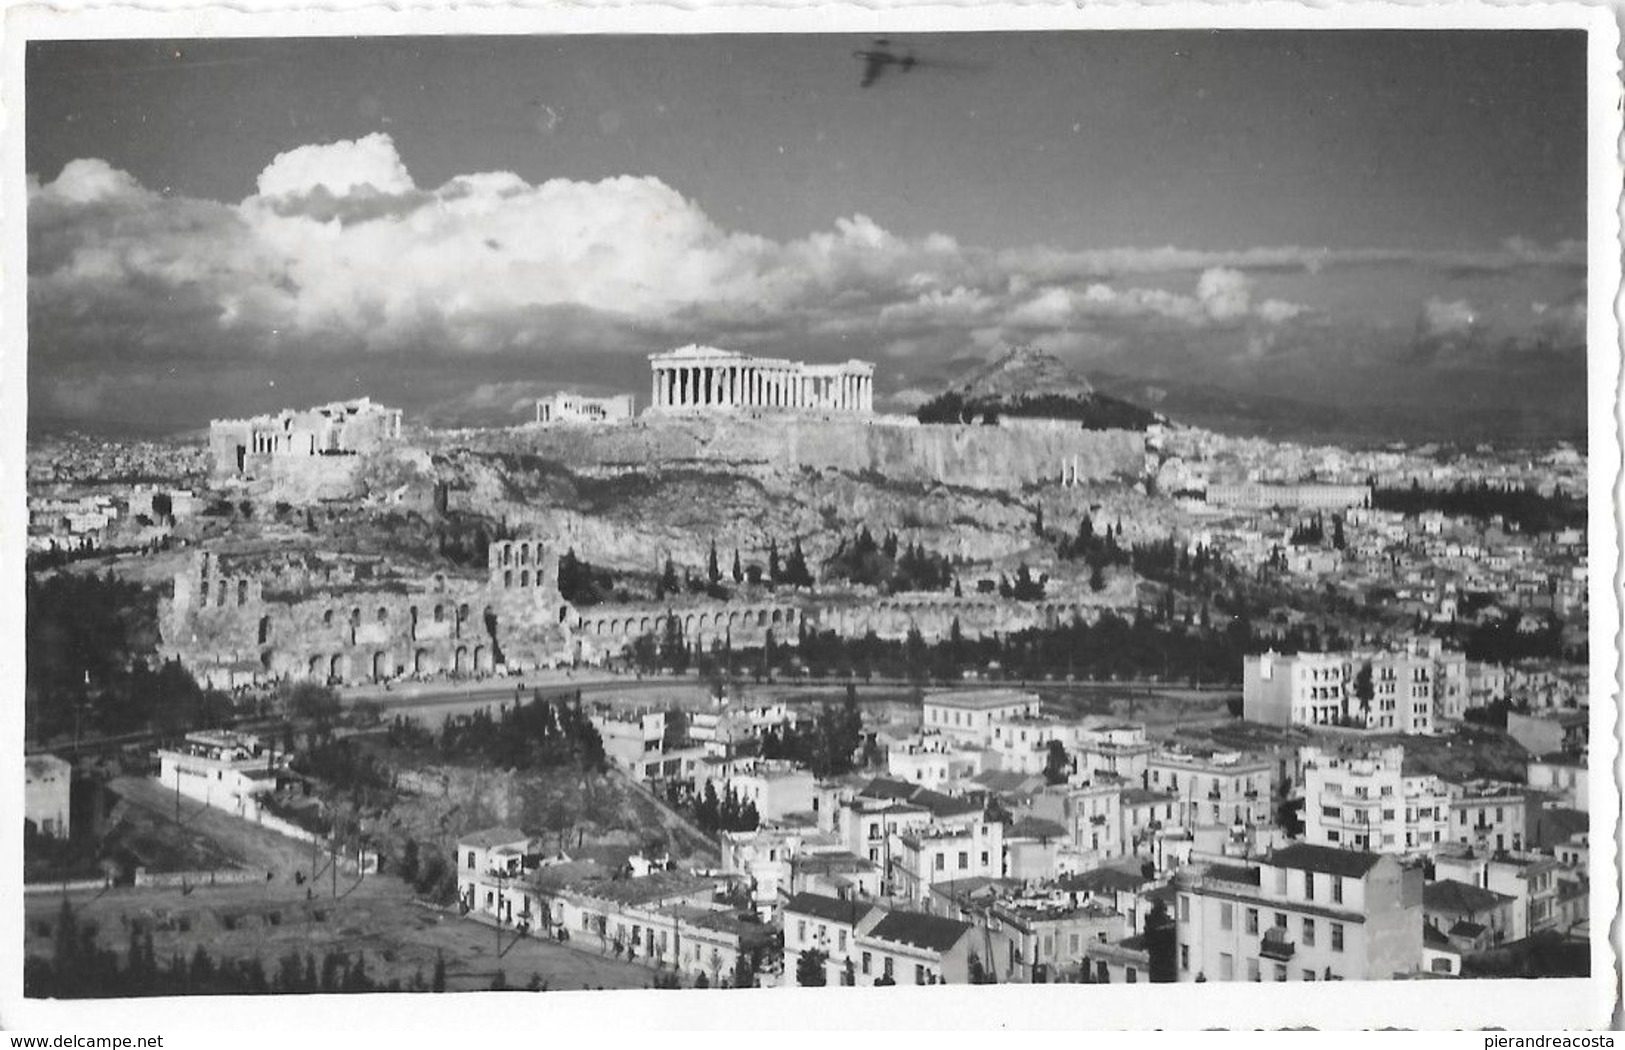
[557, 548, 623, 606]
[401, 691, 607, 773]
[822, 528, 955, 593]
[1372, 480, 1585, 534]
[25, 902, 435, 997]
[25, 573, 234, 742]
[692, 781, 761, 835]
[757, 685, 866, 777]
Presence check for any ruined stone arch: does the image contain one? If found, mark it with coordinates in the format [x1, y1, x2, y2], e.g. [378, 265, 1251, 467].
[236, 579, 248, 606]
[520, 543, 530, 566]
[474, 645, 490, 672]
[328, 653, 345, 683]
[414, 648, 430, 675]
[595, 620, 606, 636]
[698, 612, 711, 630]
[351, 606, 362, 626]
[640, 616, 651, 632]
[771, 609, 783, 625]
[323, 609, 334, 627]
[727, 611, 739, 628]
[561, 606, 573, 625]
[504, 569, 513, 588]
[684, 614, 696, 632]
[434, 604, 445, 623]
[372, 651, 388, 681]
[377, 606, 389, 623]
[609, 618, 621, 635]
[757, 610, 769, 627]
[520, 569, 531, 588]
[308, 654, 323, 678]
[257, 615, 272, 645]
[454, 646, 469, 674]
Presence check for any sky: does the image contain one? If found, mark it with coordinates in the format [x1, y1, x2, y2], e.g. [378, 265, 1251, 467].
[26, 32, 1590, 443]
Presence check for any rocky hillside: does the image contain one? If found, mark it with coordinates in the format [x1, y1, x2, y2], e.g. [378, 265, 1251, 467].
[952, 343, 1097, 401]
[917, 344, 1163, 430]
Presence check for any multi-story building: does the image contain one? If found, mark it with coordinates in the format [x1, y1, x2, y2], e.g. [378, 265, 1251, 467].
[1074, 723, 1156, 784]
[1526, 753, 1588, 813]
[455, 827, 534, 923]
[1447, 781, 1541, 854]
[1243, 648, 1442, 735]
[153, 730, 293, 821]
[1433, 848, 1562, 941]
[1119, 787, 1183, 861]
[852, 910, 976, 985]
[886, 737, 984, 789]
[724, 760, 819, 822]
[592, 708, 710, 785]
[923, 689, 1041, 746]
[892, 820, 1006, 905]
[1176, 844, 1424, 983]
[1147, 747, 1274, 830]
[782, 891, 880, 985]
[1422, 878, 1517, 951]
[1028, 781, 1125, 866]
[1298, 746, 1451, 855]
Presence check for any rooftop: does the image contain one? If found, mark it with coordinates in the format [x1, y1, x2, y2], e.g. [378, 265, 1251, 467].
[1424, 878, 1516, 915]
[458, 826, 529, 851]
[1057, 867, 1149, 896]
[783, 891, 876, 928]
[564, 870, 717, 907]
[1266, 842, 1384, 880]
[864, 910, 973, 954]
[923, 689, 1039, 711]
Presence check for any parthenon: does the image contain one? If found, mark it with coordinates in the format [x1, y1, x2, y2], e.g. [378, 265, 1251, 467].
[647, 345, 874, 414]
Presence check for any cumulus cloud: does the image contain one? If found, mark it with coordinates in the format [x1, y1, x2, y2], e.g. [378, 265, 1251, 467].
[1195, 268, 1252, 322]
[1422, 297, 1479, 337]
[24, 132, 1588, 433]
[256, 132, 416, 198]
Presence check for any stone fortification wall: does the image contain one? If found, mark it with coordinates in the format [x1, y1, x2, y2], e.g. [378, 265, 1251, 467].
[820, 592, 1098, 644]
[160, 544, 580, 684]
[450, 417, 1144, 490]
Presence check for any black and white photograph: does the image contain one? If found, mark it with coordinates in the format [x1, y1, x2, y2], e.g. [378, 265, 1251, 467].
[6, 3, 1619, 1033]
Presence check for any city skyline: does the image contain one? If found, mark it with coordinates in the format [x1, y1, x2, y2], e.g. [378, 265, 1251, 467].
[27, 32, 1589, 443]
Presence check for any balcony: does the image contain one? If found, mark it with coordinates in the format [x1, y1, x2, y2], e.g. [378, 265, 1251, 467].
[1260, 929, 1296, 961]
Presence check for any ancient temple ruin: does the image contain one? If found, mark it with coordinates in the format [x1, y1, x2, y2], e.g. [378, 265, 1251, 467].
[646, 345, 874, 414]
[208, 397, 404, 479]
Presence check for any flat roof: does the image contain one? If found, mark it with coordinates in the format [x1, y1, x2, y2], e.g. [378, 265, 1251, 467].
[923, 689, 1039, 710]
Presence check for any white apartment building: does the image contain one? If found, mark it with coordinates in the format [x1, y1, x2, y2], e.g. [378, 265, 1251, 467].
[892, 820, 1006, 905]
[1028, 781, 1125, 865]
[1147, 748, 1274, 830]
[782, 891, 880, 985]
[1176, 844, 1424, 983]
[922, 689, 1041, 746]
[1298, 746, 1452, 855]
[1244, 650, 1439, 735]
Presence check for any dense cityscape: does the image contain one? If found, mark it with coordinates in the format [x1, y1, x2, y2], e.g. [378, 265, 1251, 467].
[24, 340, 1593, 995]
[18, 28, 1604, 1026]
